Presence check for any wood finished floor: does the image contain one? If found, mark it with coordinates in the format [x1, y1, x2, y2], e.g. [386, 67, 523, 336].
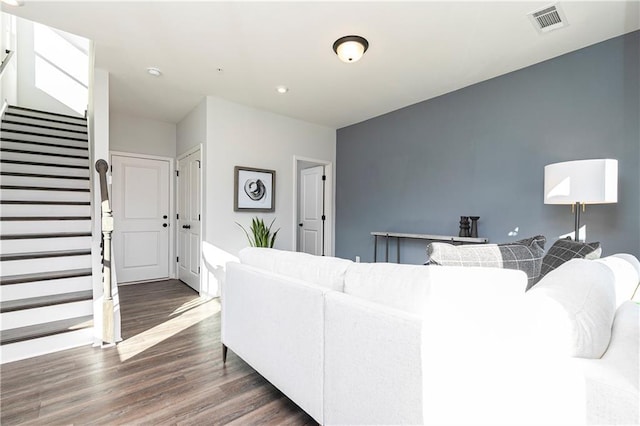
[0, 280, 315, 425]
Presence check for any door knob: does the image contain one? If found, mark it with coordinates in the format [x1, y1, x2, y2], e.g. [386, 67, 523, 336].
[183, 225, 191, 229]
[163, 223, 168, 228]
[298, 223, 303, 227]
[163, 215, 168, 219]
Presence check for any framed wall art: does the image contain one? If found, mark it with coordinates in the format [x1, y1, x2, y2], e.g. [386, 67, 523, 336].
[234, 166, 275, 212]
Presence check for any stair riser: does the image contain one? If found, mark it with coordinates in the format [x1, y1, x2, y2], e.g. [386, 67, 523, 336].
[0, 203, 91, 217]
[5, 107, 87, 126]
[0, 254, 92, 276]
[0, 327, 93, 364]
[0, 300, 93, 330]
[0, 162, 90, 178]
[2, 114, 88, 132]
[0, 131, 88, 149]
[0, 189, 91, 202]
[0, 140, 88, 157]
[0, 275, 93, 302]
[0, 151, 89, 166]
[0, 220, 91, 235]
[1, 122, 88, 141]
[0, 175, 90, 190]
[0, 236, 92, 254]
[0, 175, 89, 189]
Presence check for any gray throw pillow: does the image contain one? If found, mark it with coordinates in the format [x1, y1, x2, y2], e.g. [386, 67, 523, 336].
[536, 238, 602, 287]
[426, 235, 546, 289]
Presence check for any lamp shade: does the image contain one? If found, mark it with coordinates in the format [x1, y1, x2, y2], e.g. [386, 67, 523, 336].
[544, 159, 618, 205]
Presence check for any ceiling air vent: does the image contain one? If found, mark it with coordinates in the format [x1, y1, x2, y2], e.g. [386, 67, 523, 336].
[528, 4, 568, 33]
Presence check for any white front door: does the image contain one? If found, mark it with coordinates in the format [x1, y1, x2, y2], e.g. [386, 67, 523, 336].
[112, 155, 170, 283]
[298, 165, 325, 256]
[177, 149, 201, 291]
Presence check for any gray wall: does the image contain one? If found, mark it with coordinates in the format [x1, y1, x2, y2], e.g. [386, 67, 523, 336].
[336, 31, 639, 264]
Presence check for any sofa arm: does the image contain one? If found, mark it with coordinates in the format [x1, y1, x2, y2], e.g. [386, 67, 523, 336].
[223, 262, 327, 423]
[324, 291, 423, 425]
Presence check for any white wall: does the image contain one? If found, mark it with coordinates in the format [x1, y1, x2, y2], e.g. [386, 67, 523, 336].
[110, 112, 176, 158]
[15, 17, 88, 117]
[200, 96, 336, 297]
[176, 97, 206, 156]
[1, 12, 18, 107]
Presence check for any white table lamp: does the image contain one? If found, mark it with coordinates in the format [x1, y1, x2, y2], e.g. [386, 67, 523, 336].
[544, 159, 618, 242]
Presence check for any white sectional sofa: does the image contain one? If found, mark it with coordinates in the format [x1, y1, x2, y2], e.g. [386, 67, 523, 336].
[221, 248, 640, 425]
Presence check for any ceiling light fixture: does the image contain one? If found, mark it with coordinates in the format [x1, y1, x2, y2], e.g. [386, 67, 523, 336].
[333, 35, 369, 63]
[276, 86, 289, 94]
[1, 0, 24, 6]
[146, 67, 162, 77]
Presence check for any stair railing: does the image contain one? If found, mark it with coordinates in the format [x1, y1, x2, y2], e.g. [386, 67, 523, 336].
[0, 49, 14, 78]
[95, 159, 115, 344]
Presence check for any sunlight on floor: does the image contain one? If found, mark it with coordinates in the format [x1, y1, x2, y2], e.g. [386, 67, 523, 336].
[117, 298, 220, 362]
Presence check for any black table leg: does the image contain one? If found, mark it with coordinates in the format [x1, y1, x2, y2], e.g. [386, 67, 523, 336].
[374, 235, 378, 262]
[385, 233, 389, 262]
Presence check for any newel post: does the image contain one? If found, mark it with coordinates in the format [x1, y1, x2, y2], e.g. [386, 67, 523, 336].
[95, 159, 114, 344]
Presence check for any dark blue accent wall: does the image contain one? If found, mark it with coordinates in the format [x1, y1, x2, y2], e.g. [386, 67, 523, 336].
[336, 31, 640, 264]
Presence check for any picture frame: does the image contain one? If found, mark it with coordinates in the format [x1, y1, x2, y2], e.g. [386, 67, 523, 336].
[234, 166, 276, 212]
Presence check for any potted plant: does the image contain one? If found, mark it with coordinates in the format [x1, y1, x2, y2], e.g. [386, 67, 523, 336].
[237, 217, 280, 248]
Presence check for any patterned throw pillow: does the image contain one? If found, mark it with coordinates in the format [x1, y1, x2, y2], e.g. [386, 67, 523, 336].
[426, 235, 547, 289]
[536, 238, 602, 285]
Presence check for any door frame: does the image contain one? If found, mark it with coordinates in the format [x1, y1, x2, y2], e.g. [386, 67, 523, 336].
[109, 150, 176, 282]
[176, 144, 203, 293]
[292, 155, 334, 256]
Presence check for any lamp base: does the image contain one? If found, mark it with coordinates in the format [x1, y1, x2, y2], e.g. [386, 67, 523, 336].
[573, 201, 582, 242]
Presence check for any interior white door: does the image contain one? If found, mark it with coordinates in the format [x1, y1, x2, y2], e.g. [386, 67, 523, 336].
[112, 155, 170, 283]
[177, 150, 201, 291]
[298, 165, 325, 255]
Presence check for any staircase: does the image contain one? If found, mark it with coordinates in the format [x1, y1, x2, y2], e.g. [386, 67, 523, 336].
[0, 105, 95, 363]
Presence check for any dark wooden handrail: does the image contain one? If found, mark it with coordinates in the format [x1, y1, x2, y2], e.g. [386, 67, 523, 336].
[95, 159, 114, 344]
[0, 49, 15, 78]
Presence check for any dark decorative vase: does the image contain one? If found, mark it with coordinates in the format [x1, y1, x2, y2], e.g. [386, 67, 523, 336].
[470, 216, 480, 238]
[459, 216, 471, 237]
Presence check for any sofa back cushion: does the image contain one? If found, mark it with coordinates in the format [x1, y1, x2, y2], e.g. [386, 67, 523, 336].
[238, 247, 352, 292]
[343, 263, 528, 316]
[594, 254, 640, 307]
[343, 263, 433, 315]
[427, 235, 546, 289]
[525, 258, 616, 359]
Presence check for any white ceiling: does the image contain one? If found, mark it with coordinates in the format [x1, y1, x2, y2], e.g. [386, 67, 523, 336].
[3, 1, 639, 128]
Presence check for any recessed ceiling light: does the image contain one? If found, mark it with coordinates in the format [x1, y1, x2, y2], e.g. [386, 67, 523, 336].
[146, 67, 162, 77]
[1, 0, 24, 6]
[276, 86, 289, 94]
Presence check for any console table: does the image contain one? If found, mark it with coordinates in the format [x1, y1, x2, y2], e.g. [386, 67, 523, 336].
[371, 231, 489, 263]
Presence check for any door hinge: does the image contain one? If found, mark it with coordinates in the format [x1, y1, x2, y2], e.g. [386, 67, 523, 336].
[176, 170, 179, 177]
[177, 213, 179, 219]
[198, 266, 201, 274]
[197, 160, 201, 169]
[322, 215, 326, 221]
[198, 214, 201, 221]
[110, 165, 113, 172]
[322, 175, 326, 181]
[176, 256, 179, 262]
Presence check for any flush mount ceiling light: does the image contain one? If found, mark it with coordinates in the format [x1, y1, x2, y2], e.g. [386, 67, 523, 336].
[276, 86, 289, 94]
[333, 35, 369, 63]
[146, 67, 162, 77]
